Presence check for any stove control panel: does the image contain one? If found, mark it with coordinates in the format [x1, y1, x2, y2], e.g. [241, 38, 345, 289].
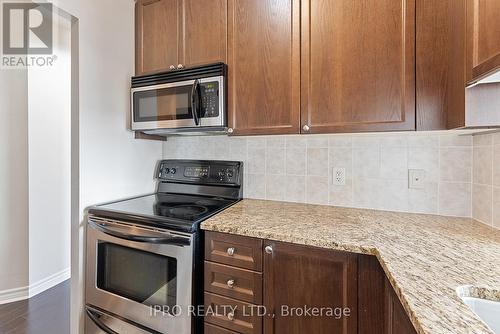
[157, 160, 242, 186]
[184, 166, 209, 178]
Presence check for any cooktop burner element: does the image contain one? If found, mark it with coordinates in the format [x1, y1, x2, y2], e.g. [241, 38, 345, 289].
[88, 160, 243, 233]
[166, 205, 209, 219]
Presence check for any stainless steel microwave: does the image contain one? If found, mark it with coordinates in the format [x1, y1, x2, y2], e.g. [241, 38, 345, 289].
[131, 63, 227, 135]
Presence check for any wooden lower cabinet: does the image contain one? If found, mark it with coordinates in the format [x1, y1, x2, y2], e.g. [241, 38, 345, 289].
[358, 255, 417, 334]
[204, 232, 417, 334]
[385, 280, 418, 334]
[263, 240, 357, 334]
[205, 323, 239, 334]
[204, 292, 262, 334]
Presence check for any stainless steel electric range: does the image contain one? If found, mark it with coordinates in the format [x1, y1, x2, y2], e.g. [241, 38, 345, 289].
[85, 160, 243, 334]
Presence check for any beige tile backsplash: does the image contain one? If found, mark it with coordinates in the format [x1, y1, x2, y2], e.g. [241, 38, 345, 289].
[163, 132, 486, 219]
[472, 132, 500, 229]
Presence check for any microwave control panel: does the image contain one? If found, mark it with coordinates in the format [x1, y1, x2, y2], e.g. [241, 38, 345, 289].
[200, 82, 219, 117]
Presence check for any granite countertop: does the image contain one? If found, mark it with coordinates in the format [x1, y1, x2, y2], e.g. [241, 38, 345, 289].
[201, 199, 500, 334]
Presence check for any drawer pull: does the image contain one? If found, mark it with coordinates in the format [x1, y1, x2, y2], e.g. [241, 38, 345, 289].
[227, 247, 235, 256]
[227, 311, 235, 321]
[265, 245, 273, 254]
[227, 279, 235, 288]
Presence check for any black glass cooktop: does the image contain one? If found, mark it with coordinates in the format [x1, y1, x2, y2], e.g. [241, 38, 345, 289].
[88, 193, 237, 233]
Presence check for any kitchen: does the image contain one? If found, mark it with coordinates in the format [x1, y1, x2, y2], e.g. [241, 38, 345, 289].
[0, 0, 500, 334]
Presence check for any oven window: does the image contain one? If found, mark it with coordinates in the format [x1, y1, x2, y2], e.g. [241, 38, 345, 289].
[96, 243, 177, 308]
[133, 85, 193, 122]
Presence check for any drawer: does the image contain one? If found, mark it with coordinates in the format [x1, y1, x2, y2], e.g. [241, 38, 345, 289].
[205, 232, 263, 271]
[205, 261, 262, 304]
[204, 323, 239, 334]
[204, 292, 262, 334]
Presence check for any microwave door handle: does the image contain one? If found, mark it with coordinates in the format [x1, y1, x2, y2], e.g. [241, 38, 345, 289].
[88, 220, 190, 246]
[190, 79, 200, 126]
[86, 308, 119, 334]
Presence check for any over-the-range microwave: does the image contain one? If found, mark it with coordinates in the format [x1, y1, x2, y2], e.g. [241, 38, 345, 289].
[131, 63, 227, 135]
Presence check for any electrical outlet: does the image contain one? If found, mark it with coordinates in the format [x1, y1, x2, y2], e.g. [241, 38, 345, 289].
[408, 169, 426, 189]
[332, 168, 346, 186]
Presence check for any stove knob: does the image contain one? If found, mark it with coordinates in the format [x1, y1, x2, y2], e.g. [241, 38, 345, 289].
[170, 168, 176, 174]
[226, 170, 234, 178]
[164, 168, 170, 174]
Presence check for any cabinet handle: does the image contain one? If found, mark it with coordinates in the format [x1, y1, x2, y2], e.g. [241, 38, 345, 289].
[265, 245, 273, 254]
[177, 64, 184, 69]
[227, 312, 235, 321]
[227, 128, 234, 134]
[302, 125, 310, 132]
[226, 247, 235, 256]
[227, 279, 235, 288]
[169, 65, 176, 70]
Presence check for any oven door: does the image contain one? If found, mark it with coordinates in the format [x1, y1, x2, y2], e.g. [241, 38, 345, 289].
[86, 218, 193, 334]
[131, 76, 225, 131]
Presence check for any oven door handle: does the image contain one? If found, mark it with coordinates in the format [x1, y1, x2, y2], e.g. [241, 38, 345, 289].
[86, 307, 120, 334]
[88, 220, 191, 246]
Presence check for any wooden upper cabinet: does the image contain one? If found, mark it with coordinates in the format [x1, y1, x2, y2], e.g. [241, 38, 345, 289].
[180, 0, 227, 67]
[136, 0, 179, 75]
[301, 0, 416, 134]
[467, 0, 500, 83]
[263, 241, 358, 334]
[416, 0, 466, 130]
[227, 0, 301, 135]
[135, 0, 227, 75]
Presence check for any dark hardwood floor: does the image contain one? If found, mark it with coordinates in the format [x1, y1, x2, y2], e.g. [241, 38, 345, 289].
[0, 280, 70, 334]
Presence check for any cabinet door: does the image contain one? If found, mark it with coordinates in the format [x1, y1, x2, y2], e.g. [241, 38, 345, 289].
[385, 280, 418, 334]
[358, 255, 386, 333]
[136, 0, 180, 75]
[358, 255, 417, 334]
[227, 0, 301, 135]
[467, 0, 500, 83]
[416, 0, 466, 130]
[301, 0, 416, 133]
[179, 0, 227, 67]
[263, 241, 357, 334]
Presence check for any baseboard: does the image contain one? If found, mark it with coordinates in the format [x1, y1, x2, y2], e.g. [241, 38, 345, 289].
[0, 285, 29, 304]
[29, 268, 71, 298]
[0, 267, 70, 304]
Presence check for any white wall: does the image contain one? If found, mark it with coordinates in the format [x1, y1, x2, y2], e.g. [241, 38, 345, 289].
[47, 1, 164, 333]
[0, 1, 162, 329]
[27, 13, 72, 288]
[466, 83, 500, 126]
[0, 9, 73, 303]
[0, 70, 29, 296]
